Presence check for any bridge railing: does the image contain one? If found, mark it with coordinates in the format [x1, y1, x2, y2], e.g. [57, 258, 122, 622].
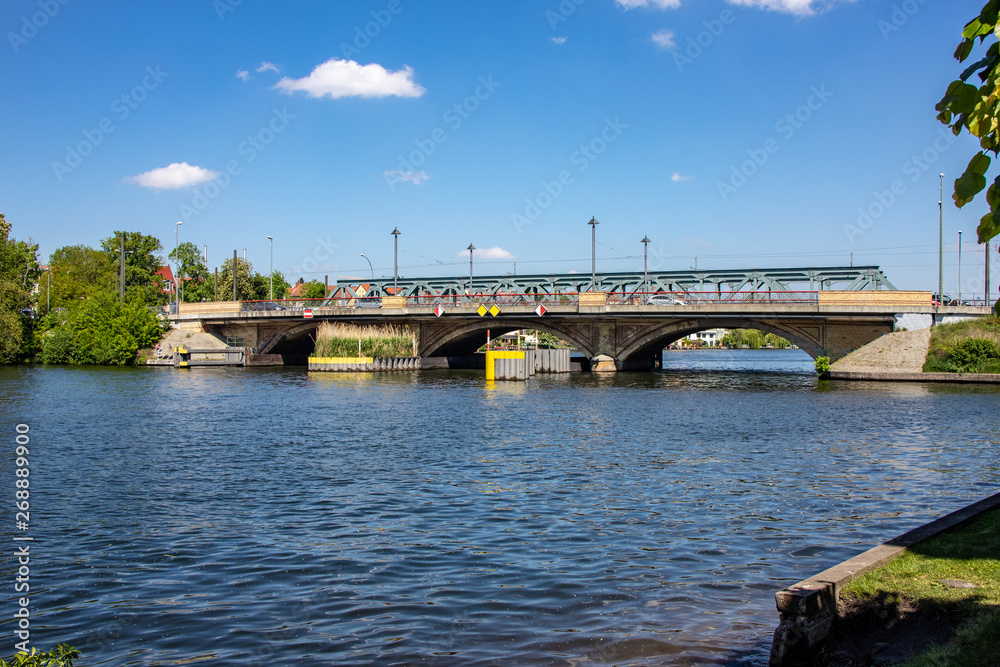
[237, 290, 821, 311]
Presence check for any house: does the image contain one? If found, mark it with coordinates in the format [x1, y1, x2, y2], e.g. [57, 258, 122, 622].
[154, 266, 175, 294]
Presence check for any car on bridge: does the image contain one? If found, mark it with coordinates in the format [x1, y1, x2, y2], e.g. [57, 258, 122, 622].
[646, 294, 687, 306]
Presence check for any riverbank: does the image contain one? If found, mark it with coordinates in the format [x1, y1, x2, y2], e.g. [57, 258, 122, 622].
[829, 324, 1000, 382]
[771, 493, 1000, 666]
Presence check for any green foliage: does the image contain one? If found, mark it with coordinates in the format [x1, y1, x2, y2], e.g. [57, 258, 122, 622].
[1, 644, 79, 666]
[313, 323, 413, 358]
[218, 257, 255, 301]
[169, 241, 210, 303]
[535, 331, 569, 349]
[0, 213, 41, 363]
[252, 271, 291, 301]
[101, 231, 163, 287]
[924, 317, 1000, 373]
[936, 2, 1000, 244]
[45, 245, 114, 308]
[720, 328, 789, 349]
[38, 291, 166, 365]
[814, 356, 831, 377]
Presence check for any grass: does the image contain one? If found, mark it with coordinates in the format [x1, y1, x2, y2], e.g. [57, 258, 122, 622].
[840, 507, 1000, 666]
[312, 322, 414, 358]
[923, 317, 1000, 374]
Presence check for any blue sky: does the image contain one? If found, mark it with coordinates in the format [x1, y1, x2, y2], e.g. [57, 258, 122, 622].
[1, 0, 995, 296]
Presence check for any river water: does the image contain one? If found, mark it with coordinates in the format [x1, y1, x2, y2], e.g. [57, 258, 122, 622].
[1, 350, 998, 666]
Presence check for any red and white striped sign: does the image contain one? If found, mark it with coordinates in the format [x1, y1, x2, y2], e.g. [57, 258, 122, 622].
[303, 309, 313, 319]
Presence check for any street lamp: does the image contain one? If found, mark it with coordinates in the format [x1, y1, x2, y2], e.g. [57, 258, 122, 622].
[958, 230, 963, 305]
[588, 216, 599, 291]
[360, 254, 374, 280]
[939, 173, 944, 307]
[467, 243, 476, 298]
[641, 235, 651, 296]
[391, 227, 401, 293]
[175, 221, 183, 313]
[267, 235, 273, 301]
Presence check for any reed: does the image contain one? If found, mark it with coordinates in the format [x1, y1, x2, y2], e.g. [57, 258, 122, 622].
[313, 322, 414, 358]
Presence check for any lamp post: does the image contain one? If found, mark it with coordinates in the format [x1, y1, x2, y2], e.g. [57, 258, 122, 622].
[641, 236, 651, 297]
[175, 221, 183, 313]
[939, 173, 944, 307]
[360, 254, 374, 280]
[958, 230, 963, 305]
[391, 227, 400, 293]
[467, 243, 476, 298]
[267, 235, 273, 301]
[588, 216, 599, 291]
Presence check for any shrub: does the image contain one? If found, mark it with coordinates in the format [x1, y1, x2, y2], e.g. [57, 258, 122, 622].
[815, 356, 831, 377]
[1, 645, 79, 667]
[949, 337, 1000, 372]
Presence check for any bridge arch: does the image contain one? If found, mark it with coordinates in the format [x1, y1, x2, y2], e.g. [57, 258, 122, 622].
[420, 320, 598, 358]
[617, 318, 823, 366]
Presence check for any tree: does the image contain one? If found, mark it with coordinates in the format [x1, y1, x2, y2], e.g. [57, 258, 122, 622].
[38, 290, 164, 366]
[218, 256, 255, 301]
[168, 241, 211, 302]
[0, 213, 41, 363]
[936, 1, 1000, 247]
[251, 270, 291, 301]
[45, 245, 114, 308]
[101, 231, 166, 306]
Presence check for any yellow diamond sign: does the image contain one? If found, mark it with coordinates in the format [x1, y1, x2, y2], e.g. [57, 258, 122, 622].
[477, 304, 488, 317]
[489, 305, 501, 317]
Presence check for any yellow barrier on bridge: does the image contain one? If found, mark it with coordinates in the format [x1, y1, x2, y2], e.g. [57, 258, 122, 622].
[818, 291, 932, 307]
[178, 301, 241, 315]
[579, 291, 607, 307]
[381, 296, 407, 308]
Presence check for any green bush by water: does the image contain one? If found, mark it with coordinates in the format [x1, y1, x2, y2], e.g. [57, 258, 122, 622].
[1, 645, 79, 667]
[923, 318, 1000, 373]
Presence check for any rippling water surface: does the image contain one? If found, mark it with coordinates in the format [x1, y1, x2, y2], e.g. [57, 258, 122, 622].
[2, 350, 998, 665]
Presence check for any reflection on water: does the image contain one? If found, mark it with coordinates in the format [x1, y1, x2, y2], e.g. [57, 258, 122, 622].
[1, 351, 997, 666]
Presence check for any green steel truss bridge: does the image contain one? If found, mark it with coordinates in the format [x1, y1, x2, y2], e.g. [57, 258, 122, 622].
[333, 266, 896, 303]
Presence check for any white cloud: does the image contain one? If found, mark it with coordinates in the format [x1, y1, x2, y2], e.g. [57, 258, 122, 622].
[617, 0, 851, 14]
[128, 162, 219, 190]
[616, 0, 682, 9]
[275, 58, 426, 99]
[671, 172, 694, 182]
[256, 61, 279, 73]
[551, 36, 568, 45]
[383, 170, 429, 185]
[456, 246, 516, 261]
[236, 70, 251, 82]
[651, 30, 676, 49]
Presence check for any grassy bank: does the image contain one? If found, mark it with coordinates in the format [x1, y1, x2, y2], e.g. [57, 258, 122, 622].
[313, 322, 414, 358]
[923, 317, 1000, 373]
[836, 507, 1000, 665]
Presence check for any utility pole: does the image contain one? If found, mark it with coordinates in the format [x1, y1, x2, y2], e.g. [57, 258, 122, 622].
[939, 173, 944, 306]
[267, 235, 273, 300]
[233, 250, 238, 302]
[641, 236, 651, 296]
[958, 230, 963, 305]
[467, 243, 476, 298]
[46, 269, 50, 312]
[391, 228, 401, 294]
[588, 216, 599, 291]
[214, 268, 218, 302]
